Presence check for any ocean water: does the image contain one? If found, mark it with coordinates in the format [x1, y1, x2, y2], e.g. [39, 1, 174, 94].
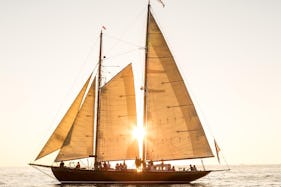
[0, 165, 280, 187]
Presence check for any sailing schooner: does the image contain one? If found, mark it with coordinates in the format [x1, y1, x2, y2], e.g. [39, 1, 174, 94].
[30, 2, 222, 184]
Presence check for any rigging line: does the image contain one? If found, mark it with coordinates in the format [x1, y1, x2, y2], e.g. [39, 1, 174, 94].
[31, 165, 57, 180]
[69, 35, 100, 88]
[103, 48, 142, 61]
[104, 6, 146, 55]
[104, 33, 144, 48]
[181, 72, 230, 167]
[82, 36, 100, 72]
[36, 36, 100, 151]
[91, 59, 100, 75]
[221, 151, 231, 170]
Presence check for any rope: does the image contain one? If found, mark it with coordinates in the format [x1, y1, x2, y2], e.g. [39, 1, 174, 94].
[105, 33, 143, 49]
[38, 35, 100, 149]
[31, 165, 57, 180]
[221, 151, 231, 170]
[103, 47, 143, 61]
[183, 78, 231, 170]
[61, 34, 100, 97]
[104, 6, 146, 55]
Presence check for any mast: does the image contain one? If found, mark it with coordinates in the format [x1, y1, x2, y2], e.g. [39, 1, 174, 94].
[142, 1, 151, 163]
[95, 30, 103, 163]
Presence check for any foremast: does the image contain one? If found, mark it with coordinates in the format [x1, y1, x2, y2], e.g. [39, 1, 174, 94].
[94, 30, 103, 163]
[92, 28, 138, 162]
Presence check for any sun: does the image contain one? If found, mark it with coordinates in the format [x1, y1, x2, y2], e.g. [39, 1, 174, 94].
[132, 125, 146, 159]
[132, 126, 146, 141]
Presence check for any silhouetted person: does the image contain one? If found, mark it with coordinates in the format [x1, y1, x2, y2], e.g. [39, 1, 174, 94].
[142, 160, 146, 168]
[107, 161, 111, 169]
[123, 160, 127, 170]
[161, 160, 164, 170]
[103, 162, 108, 170]
[76, 162, 80, 169]
[116, 163, 120, 170]
[60, 161, 64, 168]
[190, 164, 193, 171]
[193, 165, 197, 171]
[135, 157, 141, 169]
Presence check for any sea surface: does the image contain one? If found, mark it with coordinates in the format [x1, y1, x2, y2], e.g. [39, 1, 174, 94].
[0, 165, 280, 187]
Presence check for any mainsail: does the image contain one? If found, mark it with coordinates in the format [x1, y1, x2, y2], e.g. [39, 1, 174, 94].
[55, 79, 96, 161]
[145, 11, 214, 161]
[97, 64, 138, 161]
[36, 75, 92, 160]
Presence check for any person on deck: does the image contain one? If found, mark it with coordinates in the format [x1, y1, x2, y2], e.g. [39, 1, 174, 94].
[142, 160, 146, 169]
[193, 165, 197, 171]
[189, 164, 193, 171]
[103, 162, 107, 170]
[115, 163, 120, 170]
[76, 162, 80, 169]
[60, 161, 64, 168]
[161, 160, 164, 170]
[168, 164, 171, 171]
[135, 157, 141, 169]
[122, 160, 127, 171]
[148, 160, 153, 170]
[107, 161, 111, 169]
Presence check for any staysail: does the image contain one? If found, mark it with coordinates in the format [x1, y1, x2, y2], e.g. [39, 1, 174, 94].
[36, 75, 92, 160]
[145, 11, 214, 161]
[55, 79, 96, 161]
[97, 64, 138, 161]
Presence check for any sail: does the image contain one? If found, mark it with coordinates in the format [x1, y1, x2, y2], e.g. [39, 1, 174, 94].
[97, 64, 138, 161]
[35, 75, 92, 160]
[55, 79, 96, 161]
[145, 12, 214, 161]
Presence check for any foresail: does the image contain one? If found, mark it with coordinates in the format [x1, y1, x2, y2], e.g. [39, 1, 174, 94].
[97, 64, 138, 161]
[145, 12, 213, 161]
[55, 79, 96, 161]
[35, 75, 92, 160]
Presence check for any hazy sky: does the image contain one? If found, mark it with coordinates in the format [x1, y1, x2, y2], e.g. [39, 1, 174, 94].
[0, 0, 281, 167]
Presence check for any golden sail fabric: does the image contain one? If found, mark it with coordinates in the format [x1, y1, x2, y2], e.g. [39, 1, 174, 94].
[36, 75, 92, 160]
[97, 64, 138, 161]
[145, 12, 213, 161]
[55, 79, 96, 161]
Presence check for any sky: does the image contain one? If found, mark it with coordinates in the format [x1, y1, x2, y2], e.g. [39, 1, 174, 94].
[0, 0, 281, 167]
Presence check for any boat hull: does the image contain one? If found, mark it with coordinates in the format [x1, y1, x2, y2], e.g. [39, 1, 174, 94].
[51, 167, 211, 184]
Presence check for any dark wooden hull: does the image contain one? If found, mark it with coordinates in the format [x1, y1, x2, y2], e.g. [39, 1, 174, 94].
[51, 167, 211, 184]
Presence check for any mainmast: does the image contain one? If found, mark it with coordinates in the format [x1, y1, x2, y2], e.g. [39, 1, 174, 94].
[95, 30, 103, 163]
[142, 1, 151, 164]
